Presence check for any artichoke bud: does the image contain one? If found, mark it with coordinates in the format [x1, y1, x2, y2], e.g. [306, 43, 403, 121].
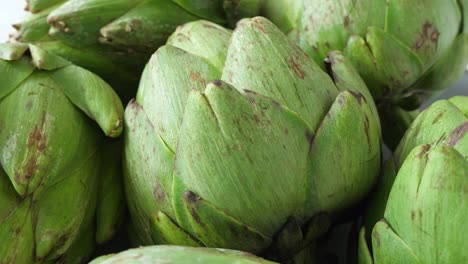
[262, 0, 468, 147]
[90, 245, 277, 264]
[124, 17, 381, 262]
[0, 43, 124, 262]
[359, 96, 468, 263]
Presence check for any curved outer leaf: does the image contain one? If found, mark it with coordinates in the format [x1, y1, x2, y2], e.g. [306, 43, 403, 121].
[360, 96, 468, 263]
[124, 17, 381, 262]
[0, 43, 124, 262]
[90, 245, 277, 264]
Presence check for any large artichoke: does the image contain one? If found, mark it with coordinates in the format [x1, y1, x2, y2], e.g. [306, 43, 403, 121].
[358, 96, 468, 263]
[123, 17, 381, 262]
[12, 0, 262, 99]
[90, 245, 276, 264]
[262, 0, 468, 147]
[0, 43, 124, 263]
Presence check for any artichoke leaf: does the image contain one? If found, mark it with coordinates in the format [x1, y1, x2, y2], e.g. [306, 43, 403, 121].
[305, 90, 380, 215]
[167, 20, 232, 70]
[150, 210, 200, 247]
[222, 17, 337, 130]
[175, 80, 312, 237]
[371, 220, 420, 264]
[50, 65, 124, 137]
[99, 0, 199, 51]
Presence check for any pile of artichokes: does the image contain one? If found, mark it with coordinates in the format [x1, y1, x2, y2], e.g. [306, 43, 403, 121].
[0, 1, 466, 263]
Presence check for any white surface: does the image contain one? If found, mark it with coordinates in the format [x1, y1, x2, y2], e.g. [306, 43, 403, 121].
[0, 2, 26, 42]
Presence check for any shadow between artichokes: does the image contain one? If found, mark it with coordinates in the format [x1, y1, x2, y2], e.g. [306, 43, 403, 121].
[262, 0, 468, 148]
[123, 17, 382, 262]
[358, 96, 468, 263]
[0, 43, 125, 263]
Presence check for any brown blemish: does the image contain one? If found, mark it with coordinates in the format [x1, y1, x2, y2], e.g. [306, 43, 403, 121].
[432, 111, 446, 124]
[190, 71, 207, 88]
[364, 115, 371, 149]
[284, 128, 289, 135]
[271, 100, 282, 109]
[446, 122, 468, 146]
[414, 21, 440, 50]
[348, 90, 364, 105]
[153, 182, 165, 202]
[417, 144, 431, 158]
[253, 114, 260, 123]
[251, 18, 266, 33]
[411, 210, 415, 220]
[344, 15, 351, 28]
[289, 57, 305, 79]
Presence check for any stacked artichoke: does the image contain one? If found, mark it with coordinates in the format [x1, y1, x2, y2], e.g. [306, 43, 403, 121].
[0, 0, 465, 263]
[12, 0, 262, 99]
[123, 17, 381, 262]
[0, 43, 124, 262]
[263, 0, 468, 147]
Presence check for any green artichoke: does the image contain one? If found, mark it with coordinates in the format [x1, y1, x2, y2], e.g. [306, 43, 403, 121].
[0, 43, 125, 263]
[262, 0, 468, 147]
[123, 17, 381, 262]
[12, 0, 262, 99]
[90, 245, 277, 264]
[358, 96, 468, 263]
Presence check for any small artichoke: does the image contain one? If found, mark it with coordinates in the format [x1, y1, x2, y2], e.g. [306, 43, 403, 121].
[0, 43, 125, 263]
[90, 245, 277, 264]
[123, 17, 381, 262]
[12, 0, 262, 99]
[262, 0, 468, 147]
[358, 96, 468, 263]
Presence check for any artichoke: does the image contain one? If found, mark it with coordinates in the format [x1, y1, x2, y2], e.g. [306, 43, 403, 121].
[0, 43, 125, 263]
[262, 0, 468, 147]
[358, 96, 468, 263]
[123, 17, 381, 262]
[90, 245, 276, 264]
[12, 0, 262, 99]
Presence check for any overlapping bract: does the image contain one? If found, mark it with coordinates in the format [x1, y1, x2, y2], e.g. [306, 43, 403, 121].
[90, 245, 277, 264]
[358, 96, 468, 263]
[0, 43, 125, 263]
[123, 17, 381, 262]
[13, 0, 262, 100]
[263, 0, 468, 147]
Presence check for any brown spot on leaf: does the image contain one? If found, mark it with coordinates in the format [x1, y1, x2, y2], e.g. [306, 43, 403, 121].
[284, 128, 289, 135]
[289, 57, 305, 79]
[190, 71, 207, 88]
[253, 114, 260, 123]
[414, 21, 439, 49]
[447, 122, 468, 146]
[153, 182, 165, 202]
[411, 210, 415, 220]
[432, 111, 446, 124]
[364, 115, 371, 150]
[417, 144, 431, 158]
[344, 15, 351, 28]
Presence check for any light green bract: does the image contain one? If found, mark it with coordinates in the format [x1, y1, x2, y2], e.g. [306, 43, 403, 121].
[90, 245, 277, 264]
[358, 96, 468, 263]
[123, 17, 381, 262]
[262, 0, 468, 148]
[0, 43, 125, 263]
[12, 0, 262, 99]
